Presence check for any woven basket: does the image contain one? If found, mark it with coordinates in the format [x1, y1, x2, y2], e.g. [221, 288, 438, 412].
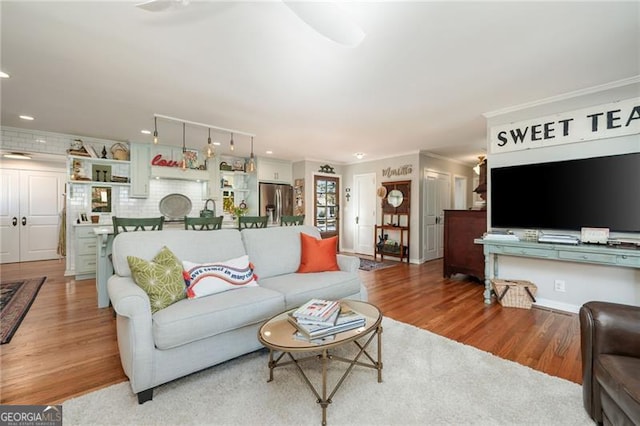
[110, 143, 129, 161]
[491, 279, 537, 309]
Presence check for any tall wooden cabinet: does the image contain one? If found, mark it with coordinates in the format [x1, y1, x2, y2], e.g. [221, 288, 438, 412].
[375, 180, 410, 263]
[443, 209, 486, 280]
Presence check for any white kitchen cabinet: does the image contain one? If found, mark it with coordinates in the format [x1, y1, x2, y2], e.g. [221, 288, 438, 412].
[257, 157, 292, 184]
[130, 142, 150, 198]
[75, 225, 97, 279]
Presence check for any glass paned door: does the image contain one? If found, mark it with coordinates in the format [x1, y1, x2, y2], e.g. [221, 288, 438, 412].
[314, 175, 339, 243]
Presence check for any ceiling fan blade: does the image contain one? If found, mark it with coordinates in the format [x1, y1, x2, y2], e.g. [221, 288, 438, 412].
[136, 0, 190, 13]
[283, 1, 365, 47]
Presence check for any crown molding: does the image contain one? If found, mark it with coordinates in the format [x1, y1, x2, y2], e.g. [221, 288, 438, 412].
[483, 75, 640, 119]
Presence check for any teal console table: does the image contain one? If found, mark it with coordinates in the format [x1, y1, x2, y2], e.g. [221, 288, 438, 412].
[474, 239, 640, 304]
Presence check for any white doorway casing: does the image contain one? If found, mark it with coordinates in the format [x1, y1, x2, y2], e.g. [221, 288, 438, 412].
[353, 173, 376, 256]
[422, 169, 451, 262]
[453, 175, 467, 210]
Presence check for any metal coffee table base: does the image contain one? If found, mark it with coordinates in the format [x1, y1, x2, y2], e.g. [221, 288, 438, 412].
[266, 326, 383, 426]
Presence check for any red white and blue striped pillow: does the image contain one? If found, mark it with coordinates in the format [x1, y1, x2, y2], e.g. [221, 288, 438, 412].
[183, 255, 258, 299]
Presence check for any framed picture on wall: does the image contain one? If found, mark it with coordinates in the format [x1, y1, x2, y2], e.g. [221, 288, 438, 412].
[91, 186, 112, 213]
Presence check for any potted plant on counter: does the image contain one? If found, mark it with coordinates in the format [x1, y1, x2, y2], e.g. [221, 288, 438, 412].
[231, 204, 248, 227]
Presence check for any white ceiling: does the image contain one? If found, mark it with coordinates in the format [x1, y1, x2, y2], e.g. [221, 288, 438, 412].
[2, 1, 639, 165]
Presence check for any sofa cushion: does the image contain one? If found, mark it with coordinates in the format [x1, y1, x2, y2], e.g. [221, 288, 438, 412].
[183, 255, 258, 299]
[241, 225, 322, 279]
[112, 229, 246, 278]
[127, 246, 186, 313]
[596, 354, 640, 424]
[152, 286, 284, 350]
[297, 233, 339, 273]
[258, 271, 362, 309]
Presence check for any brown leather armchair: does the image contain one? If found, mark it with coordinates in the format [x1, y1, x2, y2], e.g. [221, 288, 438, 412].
[579, 301, 640, 425]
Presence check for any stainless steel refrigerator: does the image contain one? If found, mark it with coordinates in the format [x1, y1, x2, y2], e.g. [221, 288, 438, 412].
[259, 183, 294, 225]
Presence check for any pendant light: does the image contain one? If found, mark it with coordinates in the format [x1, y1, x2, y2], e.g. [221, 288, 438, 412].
[230, 132, 235, 151]
[180, 122, 187, 171]
[247, 136, 256, 173]
[203, 128, 215, 159]
[153, 116, 158, 144]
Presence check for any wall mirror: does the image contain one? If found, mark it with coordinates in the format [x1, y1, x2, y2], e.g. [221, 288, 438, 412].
[387, 189, 403, 207]
[91, 186, 112, 213]
[382, 180, 411, 214]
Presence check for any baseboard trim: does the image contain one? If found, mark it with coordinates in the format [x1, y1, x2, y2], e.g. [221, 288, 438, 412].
[533, 298, 580, 314]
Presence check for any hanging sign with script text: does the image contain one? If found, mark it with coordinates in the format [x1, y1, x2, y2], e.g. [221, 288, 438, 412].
[382, 164, 413, 178]
[489, 97, 640, 154]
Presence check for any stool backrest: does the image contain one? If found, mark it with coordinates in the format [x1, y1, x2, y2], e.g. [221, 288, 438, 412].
[112, 216, 164, 235]
[238, 215, 268, 229]
[184, 216, 223, 230]
[281, 215, 305, 226]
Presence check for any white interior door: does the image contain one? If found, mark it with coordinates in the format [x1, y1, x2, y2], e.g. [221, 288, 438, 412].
[0, 169, 65, 264]
[354, 173, 376, 256]
[422, 169, 451, 261]
[19, 170, 66, 262]
[0, 169, 21, 263]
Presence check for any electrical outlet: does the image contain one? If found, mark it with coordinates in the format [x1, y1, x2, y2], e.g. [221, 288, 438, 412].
[554, 279, 566, 292]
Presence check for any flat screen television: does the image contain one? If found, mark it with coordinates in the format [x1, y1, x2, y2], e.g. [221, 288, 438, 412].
[490, 152, 640, 233]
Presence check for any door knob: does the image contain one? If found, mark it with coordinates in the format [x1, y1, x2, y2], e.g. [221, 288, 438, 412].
[21, 217, 27, 226]
[12, 217, 17, 226]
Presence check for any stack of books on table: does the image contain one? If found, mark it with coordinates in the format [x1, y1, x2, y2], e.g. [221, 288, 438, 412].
[289, 299, 367, 341]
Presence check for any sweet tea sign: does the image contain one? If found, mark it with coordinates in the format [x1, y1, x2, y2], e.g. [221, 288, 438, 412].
[489, 97, 640, 153]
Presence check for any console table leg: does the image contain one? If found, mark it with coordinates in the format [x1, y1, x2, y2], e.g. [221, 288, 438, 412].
[483, 249, 492, 304]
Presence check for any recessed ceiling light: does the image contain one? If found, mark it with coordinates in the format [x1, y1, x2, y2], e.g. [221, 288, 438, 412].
[354, 152, 365, 159]
[266, 150, 273, 155]
[3, 152, 32, 160]
[0, 71, 9, 78]
[140, 129, 151, 135]
[19, 115, 34, 121]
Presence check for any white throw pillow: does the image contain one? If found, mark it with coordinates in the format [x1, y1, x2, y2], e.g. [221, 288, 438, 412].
[183, 255, 258, 299]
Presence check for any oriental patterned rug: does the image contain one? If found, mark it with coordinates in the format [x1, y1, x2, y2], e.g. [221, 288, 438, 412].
[0, 276, 46, 344]
[358, 257, 398, 272]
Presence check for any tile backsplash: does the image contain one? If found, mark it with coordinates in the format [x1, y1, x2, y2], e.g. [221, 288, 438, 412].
[118, 179, 211, 218]
[71, 179, 211, 225]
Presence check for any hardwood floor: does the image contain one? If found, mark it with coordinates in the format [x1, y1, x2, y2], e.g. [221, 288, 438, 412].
[0, 257, 582, 405]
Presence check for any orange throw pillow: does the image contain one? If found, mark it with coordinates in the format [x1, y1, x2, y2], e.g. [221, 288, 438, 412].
[297, 233, 340, 273]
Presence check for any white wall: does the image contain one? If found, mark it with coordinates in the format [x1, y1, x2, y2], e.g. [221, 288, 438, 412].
[484, 80, 640, 311]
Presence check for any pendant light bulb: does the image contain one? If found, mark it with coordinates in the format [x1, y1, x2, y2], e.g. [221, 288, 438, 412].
[204, 128, 215, 159]
[153, 117, 159, 144]
[230, 132, 234, 152]
[247, 136, 256, 173]
[181, 122, 187, 171]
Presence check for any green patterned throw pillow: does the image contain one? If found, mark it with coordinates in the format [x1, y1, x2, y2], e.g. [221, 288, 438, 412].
[127, 246, 186, 313]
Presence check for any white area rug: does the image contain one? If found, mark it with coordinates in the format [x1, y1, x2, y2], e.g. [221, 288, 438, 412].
[63, 318, 590, 425]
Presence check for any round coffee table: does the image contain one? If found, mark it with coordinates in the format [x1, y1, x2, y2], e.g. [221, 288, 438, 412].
[258, 299, 383, 425]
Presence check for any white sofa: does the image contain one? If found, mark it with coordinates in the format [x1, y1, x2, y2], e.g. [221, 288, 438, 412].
[107, 225, 366, 403]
